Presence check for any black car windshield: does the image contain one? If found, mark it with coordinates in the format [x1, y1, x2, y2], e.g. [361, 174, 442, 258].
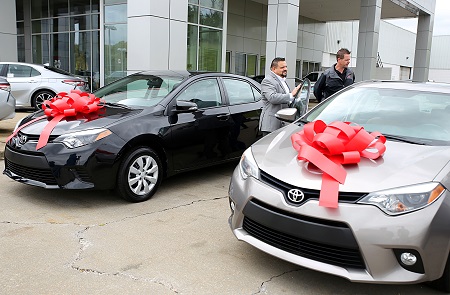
[94, 74, 185, 107]
[304, 85, 450, 145]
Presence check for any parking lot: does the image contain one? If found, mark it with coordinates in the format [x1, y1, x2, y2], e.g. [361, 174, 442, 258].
[0, 111, 443, 294]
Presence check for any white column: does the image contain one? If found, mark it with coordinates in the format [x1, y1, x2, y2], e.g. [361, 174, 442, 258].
[0, 0, 18, 62]
[355, 0, 381, 82]
[265, 0, 299, 89]
[412, 13, 434, 82]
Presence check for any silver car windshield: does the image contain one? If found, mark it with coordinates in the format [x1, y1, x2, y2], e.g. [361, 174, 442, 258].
[94, 74, 185, 107]
[305, 86, 450, 145]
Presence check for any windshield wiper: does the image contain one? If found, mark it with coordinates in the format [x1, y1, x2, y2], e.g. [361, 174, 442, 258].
[100, 102, 133, 110]
[383, 134, 428, 145]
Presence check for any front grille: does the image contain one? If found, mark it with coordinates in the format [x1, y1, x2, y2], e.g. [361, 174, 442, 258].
[242, 200, 366, 270]
[17, 131, 59, 143]
[260, 170, 366, 206]
[5, 158, 57, 185]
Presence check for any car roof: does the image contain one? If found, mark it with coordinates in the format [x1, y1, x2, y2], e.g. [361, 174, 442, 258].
[134, 70, 257, 80]
[355, 80, 450, 94]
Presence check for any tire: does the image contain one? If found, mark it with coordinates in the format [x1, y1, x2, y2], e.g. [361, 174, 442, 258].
[428, 254, 450, 292]
[32, 90, 55, 110]
[116, 147, 162, 202]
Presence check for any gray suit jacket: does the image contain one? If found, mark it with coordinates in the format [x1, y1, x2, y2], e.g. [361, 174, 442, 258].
[259, 71, 291, 132]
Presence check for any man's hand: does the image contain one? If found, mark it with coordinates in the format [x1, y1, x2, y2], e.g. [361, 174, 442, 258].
[291, 84, 302, 97]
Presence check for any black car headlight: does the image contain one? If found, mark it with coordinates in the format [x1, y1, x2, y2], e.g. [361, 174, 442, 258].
[358, 182, 445, 215]
[54, 128, 112, 149]
[239, 148, 259, 180]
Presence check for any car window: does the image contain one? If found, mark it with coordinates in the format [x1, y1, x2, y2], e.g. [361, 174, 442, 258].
[176, 78, 222, 108]
[304, 72, 319, 82]
[305, 86, 450, 143]
[223, 79, 256, 105]
[7, 64, 39, 78]
[94, 74, 184, 107]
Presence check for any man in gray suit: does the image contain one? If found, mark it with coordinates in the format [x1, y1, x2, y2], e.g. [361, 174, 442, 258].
[259, 57, 302, 136]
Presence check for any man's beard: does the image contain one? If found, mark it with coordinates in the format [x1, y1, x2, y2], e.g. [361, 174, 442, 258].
[281, 71, 287, 78]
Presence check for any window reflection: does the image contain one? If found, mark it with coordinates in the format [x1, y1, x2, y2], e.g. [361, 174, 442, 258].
[104, 24, 127, 85]
[200, 0, 224, 10]
[187, 25, 198, 71]
[188, 0, 223, 71]
[199, 8, 222, 29]
[199, 27, 222, 71]
[71, 15, 91, 31]
[188, 4, 199, 24]
[32, 34, 51, 64]
[105, 4, 127, 23]
[31, 0, 48, 19]
[50, 0, 69, 17]
[70, 0, 91, 15]
[26, 0, 101, 91]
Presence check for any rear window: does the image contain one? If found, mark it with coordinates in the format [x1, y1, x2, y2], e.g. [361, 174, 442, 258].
[44, 65, 74, 76]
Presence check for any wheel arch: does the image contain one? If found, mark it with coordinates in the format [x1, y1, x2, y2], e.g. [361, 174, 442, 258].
[31, 88, 57, 107]
[117, 133, 169, 179]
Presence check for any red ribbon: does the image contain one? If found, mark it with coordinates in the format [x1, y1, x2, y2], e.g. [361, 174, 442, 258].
[291, 120, 386, 208]
[6, 90, 104, 150]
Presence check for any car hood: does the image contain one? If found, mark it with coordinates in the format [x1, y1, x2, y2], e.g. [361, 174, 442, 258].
[252, 124, 450, 193]
[18, 106, 142, 136]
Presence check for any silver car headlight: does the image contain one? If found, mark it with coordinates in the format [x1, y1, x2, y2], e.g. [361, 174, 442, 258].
[358, 182, 445, 215]
[239, 147, 260, 180]
[54, 128, 112, 149]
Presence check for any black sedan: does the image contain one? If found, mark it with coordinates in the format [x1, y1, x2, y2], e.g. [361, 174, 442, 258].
[3, 71, 263, 202]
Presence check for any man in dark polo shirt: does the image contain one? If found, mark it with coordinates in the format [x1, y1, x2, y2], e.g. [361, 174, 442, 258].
[314, 48, 355, 102]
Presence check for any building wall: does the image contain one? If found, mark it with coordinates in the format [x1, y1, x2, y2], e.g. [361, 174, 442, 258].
[429, 35, 450, 82]
[0, 0, 18, 62]
[226, 0, 325, 76]
[127, 0, 188, 71]
[324, 20, 417, 80]
[297, 16, 325, 64]
[227, 0, 266, 74]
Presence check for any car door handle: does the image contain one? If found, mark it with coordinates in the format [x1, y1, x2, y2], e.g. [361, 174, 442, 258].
[29, 80, 38, 83]
[217, 114, 230, 121]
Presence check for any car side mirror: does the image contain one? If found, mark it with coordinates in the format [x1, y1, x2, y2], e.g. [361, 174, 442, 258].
[275, 108, 298, 123]
[174, 100, 198, 113]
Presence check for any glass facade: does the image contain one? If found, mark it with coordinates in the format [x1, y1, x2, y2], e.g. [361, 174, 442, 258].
[103, 2, 127, 86]
[15, 0, 227, 89]
[235, 53, 259, 77]
[16, 0, 100, 91]
[187, 0, 224, 71]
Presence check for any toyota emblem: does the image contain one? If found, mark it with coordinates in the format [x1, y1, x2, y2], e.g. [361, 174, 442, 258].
[19, 134, 28, 145]
[287, 188, 305, 203]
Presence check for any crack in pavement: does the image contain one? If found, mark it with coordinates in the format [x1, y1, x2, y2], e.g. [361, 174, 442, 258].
[98, 195, 228, 226]
[1, 196, 226, 293]
[252, 269, 305, 295]
[65, 196, 227, 293]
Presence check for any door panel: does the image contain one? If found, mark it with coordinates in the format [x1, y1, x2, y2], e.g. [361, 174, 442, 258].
[6, 64, 42, 107]
[222, 78, 262, 157]
[169, 78, 233, 171]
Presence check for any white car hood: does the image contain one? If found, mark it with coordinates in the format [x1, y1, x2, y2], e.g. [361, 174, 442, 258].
[252, 124, 450, 193]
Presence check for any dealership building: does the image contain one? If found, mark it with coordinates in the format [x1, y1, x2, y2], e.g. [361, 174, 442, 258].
[0, 0, 443, 90]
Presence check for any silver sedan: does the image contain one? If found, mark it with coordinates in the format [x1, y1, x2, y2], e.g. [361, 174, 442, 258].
[0, 62, 87, 110]
[228, 80, 450, 292]
[0, 77, 15, 121]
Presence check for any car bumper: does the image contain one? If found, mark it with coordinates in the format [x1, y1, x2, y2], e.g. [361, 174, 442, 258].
[228, 166, 450, 284]
[3, 134, 126, 190]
